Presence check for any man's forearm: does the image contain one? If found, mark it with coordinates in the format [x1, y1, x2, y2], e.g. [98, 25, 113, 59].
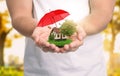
[79, 11, 113, 35]
[6, 0, 34, 37]
[12, 16, 37, 37]
[79, 0, 116, 36]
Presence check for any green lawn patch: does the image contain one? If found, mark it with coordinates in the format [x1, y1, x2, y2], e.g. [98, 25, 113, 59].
[48, 39, 72, 47]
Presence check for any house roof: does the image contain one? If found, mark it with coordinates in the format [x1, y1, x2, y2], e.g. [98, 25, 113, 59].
[51, 27, 60, 33]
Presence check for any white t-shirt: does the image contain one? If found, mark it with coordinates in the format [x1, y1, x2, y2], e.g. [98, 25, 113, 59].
[24, 0, 107, 76]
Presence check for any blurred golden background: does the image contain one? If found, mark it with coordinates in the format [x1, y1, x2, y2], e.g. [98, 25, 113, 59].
[0, 0, 120, 76]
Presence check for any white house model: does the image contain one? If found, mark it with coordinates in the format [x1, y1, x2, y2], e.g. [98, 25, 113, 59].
[50, 27, 67, 40]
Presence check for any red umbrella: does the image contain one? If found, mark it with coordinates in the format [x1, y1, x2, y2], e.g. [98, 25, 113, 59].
[37, 9, 70, 27]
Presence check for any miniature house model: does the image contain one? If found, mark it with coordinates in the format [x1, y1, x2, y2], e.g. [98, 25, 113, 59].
[50, 27, 67, 40]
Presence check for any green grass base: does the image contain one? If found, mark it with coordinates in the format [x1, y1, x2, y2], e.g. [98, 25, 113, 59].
[48, 39, 72, 48]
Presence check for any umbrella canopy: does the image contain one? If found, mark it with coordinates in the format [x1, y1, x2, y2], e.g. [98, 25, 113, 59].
[37, 9, 70, 27]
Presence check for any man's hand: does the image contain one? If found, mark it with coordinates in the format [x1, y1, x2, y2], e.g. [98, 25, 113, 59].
[60, 25, 87, 53]
[31, 26, 60, 52]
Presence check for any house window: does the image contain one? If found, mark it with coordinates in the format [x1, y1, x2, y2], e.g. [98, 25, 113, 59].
[57, 34, 59, 37]
[63, 34, 65, 37]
